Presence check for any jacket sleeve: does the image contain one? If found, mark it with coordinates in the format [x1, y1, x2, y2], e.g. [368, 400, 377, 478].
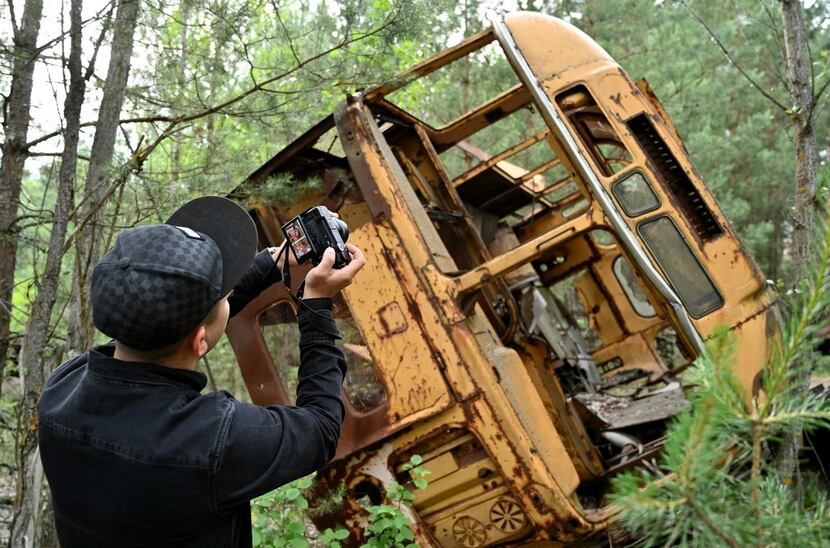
[214, 298, 346, 509]
[228, 249, 283, 318]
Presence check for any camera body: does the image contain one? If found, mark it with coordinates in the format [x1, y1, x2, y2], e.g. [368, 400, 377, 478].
[281, 206, 351, 268]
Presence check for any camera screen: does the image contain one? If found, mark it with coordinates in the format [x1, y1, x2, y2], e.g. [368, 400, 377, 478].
[283, 219, 312, 260]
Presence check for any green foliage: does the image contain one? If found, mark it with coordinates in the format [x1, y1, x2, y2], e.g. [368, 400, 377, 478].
[361, 455, 430, 548]
[134, 0, 453, 204]
[251, 476, 312, 547]
[251, 475, 350, 548]
[252, 173, 325, 208]
[609, 214, 830, 546]
[249, 457, 429, 547]
[318, 526, 350, 547]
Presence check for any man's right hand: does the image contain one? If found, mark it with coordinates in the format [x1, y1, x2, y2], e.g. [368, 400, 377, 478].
[303, 243, 366, 299]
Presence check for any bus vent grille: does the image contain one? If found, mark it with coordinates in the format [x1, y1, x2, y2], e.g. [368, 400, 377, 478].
[627, 114, 723, 241]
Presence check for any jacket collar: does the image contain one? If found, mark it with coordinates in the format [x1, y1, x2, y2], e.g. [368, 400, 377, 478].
[87, 343, 208, 392]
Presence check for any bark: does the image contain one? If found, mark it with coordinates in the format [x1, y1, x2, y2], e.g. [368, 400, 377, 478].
[768, 211, 783, 282]
[0, 0, 44, 396]
[776, 0, 819, 482]
[781, 0, 818, 279]
[170, 0, 190, 185]
[68, 0, 140, 354]
[9, 0, 87, 544]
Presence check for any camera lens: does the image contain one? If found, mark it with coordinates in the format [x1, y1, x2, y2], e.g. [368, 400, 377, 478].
[334, 218, 349, 242]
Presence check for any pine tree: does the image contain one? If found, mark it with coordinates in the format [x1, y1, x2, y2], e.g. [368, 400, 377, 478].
[609, 203, 830, 546]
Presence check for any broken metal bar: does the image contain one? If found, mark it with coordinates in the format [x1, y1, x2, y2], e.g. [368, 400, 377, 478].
[453, 129, 551, 187]
[518, 157, 561, 183]
[454, 211, 593, 295]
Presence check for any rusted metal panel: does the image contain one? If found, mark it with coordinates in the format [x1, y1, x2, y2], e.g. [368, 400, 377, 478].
[575, 388, 689, 430]
[335, 102, 392, 223]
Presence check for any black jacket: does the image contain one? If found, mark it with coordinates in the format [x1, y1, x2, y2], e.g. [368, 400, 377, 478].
[38, 251, 346, 547]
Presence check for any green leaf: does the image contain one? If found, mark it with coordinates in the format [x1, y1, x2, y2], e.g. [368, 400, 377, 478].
[286, 521, 305, 536]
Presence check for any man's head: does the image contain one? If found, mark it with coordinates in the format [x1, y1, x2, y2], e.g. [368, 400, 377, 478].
[91, 197, 256, 361]
[113, 295, 231, 366]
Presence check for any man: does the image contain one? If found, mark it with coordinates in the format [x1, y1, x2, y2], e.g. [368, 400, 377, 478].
[38, 197, 365, 547]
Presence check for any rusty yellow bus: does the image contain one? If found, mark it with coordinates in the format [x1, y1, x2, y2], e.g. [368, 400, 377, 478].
[226, 12, 778, 546]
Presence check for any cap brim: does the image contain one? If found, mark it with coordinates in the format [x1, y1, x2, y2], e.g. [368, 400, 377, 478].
[166, 197, 257, 296]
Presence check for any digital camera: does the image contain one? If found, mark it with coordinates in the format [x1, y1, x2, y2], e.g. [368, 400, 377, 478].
[281, 206, 351, 268]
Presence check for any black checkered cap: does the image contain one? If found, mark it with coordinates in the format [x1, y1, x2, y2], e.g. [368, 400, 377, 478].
[91, 224, 223, 351]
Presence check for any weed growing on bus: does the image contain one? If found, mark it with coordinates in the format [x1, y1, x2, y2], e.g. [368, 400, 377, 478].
[251, 475, 349, 548]
[249, 172, 324, 209]
[362, 455, 430, 548]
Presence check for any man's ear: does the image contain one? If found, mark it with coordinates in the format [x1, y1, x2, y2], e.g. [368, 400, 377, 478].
[190, 325, 208, 358]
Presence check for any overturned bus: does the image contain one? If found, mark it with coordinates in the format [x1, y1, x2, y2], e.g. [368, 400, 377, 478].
[225, 12, 779, 546]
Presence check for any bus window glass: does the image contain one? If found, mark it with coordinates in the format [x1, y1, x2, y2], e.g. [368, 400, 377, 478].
[637, 216, 724, 318]
[590, 229, 615, 247]
[612, 256, 656, 317]
[612, 172, 660, 216]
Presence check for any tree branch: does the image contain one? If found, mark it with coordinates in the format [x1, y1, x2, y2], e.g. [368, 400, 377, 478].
[733, 0, 788, 90]
[812, 77, 830, 112]
[686, 495, 741, 548]
[7, 0, 19, 37]
[29, 151, 89, 160]
[82, 0, 115, 83]
[26, 18, 396, 149]
[32, 1, 113, 57]
[25, 115, 172, 149]
[681, 0, 789, 112]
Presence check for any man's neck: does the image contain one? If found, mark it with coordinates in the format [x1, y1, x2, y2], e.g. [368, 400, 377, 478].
[114, 343, 199, 371]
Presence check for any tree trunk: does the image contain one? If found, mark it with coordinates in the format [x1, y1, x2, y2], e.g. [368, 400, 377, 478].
[9, 0, 86, 544]
[782, 0, 818, 280]
[0, 0, 44, 396]
[170, 0, 191, 186]
[777, 0, 819, 483]
[68, 0, 140, 354]
[768, 211, 783, 282]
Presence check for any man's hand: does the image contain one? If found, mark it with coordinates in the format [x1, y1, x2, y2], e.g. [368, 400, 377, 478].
[303, 243, 366, 299]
